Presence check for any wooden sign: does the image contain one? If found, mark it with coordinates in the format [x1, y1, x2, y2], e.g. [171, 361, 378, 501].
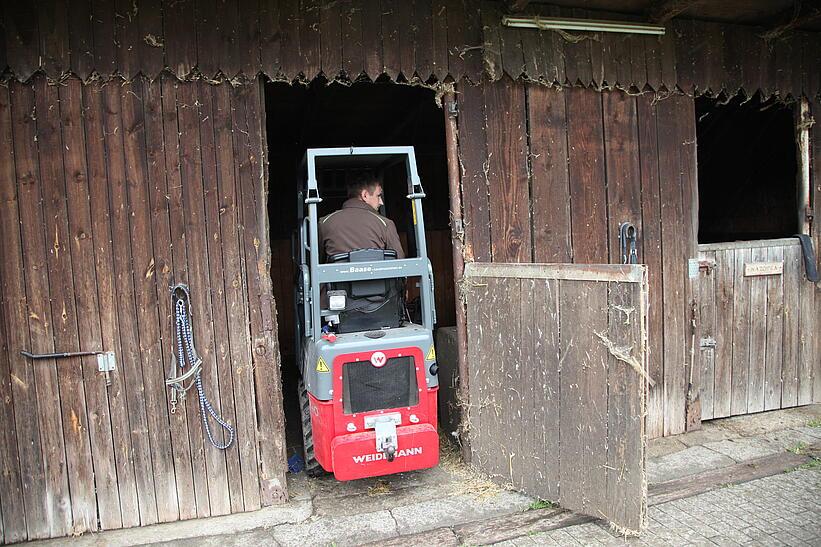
[744, 262, 783, 277]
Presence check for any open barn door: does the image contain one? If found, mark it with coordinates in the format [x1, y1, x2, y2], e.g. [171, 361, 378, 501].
[463, 262, 649, 534]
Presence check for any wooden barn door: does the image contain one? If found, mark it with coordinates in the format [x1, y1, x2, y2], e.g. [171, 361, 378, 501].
[463, 262, 649, 534]
[694, 238, 818, 421]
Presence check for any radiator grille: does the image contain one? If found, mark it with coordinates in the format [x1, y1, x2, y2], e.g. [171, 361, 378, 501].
[342, 356, 418, 414]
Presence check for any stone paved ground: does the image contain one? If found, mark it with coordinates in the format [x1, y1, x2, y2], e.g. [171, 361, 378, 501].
[495, 467, 821, 546]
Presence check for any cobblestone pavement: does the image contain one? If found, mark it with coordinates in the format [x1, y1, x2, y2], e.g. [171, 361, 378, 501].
[494, 468, 821, 546]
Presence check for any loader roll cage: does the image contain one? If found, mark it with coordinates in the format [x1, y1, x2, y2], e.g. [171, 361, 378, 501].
[296, 146, 436, 341]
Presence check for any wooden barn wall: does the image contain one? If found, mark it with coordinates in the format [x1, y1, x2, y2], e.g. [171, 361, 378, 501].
[1, 1, 819, 99]
[0, 75, 286, 544]
[457, 79, 698, 438]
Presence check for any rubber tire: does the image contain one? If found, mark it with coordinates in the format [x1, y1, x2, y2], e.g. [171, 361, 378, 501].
[298, 378, 326, 478]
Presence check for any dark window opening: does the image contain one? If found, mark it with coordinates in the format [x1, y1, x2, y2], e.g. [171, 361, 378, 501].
[264, 77, 454, 457]
[696, 93, 798, 244]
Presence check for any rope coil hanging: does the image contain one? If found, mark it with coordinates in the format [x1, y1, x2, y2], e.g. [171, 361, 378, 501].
[166, 284, 235, 450]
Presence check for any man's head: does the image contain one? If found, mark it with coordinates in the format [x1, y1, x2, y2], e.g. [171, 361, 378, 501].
[347, 171, 384, 211]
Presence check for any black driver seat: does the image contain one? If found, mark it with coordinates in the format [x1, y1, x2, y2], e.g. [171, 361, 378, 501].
[328, 248, 403, 333]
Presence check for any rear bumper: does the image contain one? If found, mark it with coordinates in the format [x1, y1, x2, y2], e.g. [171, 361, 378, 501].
[330, 423, 439, 481]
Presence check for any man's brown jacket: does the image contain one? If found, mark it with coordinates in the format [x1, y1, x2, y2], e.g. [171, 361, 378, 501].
[318, 198, 406, 260]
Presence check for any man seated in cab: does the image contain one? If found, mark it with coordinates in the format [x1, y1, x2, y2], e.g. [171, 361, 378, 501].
[318, 171, 405, 261]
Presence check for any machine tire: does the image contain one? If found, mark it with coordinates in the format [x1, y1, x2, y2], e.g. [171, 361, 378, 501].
[298, 378, 326, 478]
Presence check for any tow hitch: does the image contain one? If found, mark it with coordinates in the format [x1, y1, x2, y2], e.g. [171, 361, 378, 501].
[366, 413, 400, 462]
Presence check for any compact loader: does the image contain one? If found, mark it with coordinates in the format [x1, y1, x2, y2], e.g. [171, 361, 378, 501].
[294, 146, 439, 481]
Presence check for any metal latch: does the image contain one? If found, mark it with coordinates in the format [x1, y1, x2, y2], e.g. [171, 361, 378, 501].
[619, 222, 638, 265]
[21, 349, 117, 386]
[700, 337, 716, 349]
[365, 412, 401, 462]
[96, 352, 117, 385]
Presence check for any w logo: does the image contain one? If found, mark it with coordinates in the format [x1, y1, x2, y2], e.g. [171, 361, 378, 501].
[370, 351, 387, 368]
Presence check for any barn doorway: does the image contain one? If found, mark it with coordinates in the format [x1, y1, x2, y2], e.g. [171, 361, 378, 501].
[263, 78, 455, 468]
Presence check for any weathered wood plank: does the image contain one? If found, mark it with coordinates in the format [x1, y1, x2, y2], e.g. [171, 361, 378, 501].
[764, 246, 785, 411]
[603, 90, 641, 264]
[160, 77, 199, 519]
[499, 25, 524, 80]
[699, 238, 800, 252]
[559, 280, 609, 516]
[483, 78, 531, 263]
[730, 248, 751, 415]
[320, 0, 344, 79]
[162, 0, 197, 78]
[58, 78, 121, 531]
[341, 0, 364, 79]
[11, 78, 73, 539]
[464, 262, 645, 283]
[37, 0, 70, 76]
[747, 247, 768, 413]
[675, 93, 699, 430]
[238, 0, 261, 78]
[780, 244, 800, 408]
[431, 0, 449, 82]
[605, 281, 645, 533]
[67, 0, 94, 79]
[137, 0, 164, 79]
[457, 81, 491, 262]
[278, 0, 301, 80]
[232, 82, 288, 505]
[697, 251, 716, 421]
[102, 80, 161, 526]
[3, 3, 39, 81]
[797, 271, 816, 405]
[559, 8, 587, 86]
[444, 0, 466, 80]
[479, 1, 502, 81]
[0, 82, 31, 545]
[414, 0, 434, 80]
[216, 0, 242, 79]
[82, 82, 141, 529]
[113, 0, 141, 79]
[648, 451, 812, 507]
[120, 78, 180, 523]
[656, 95, 687, 434]
[259, 0, 282, 77]
[178, 82, 232, 516]
[537, 279, 560, 500]
[144, 77, 198, 519]
[397, 0, 415, 78]
[637, 94, 664, 437]
[458, 0, 483, 84]
[212, 83, 262, 510]
[566, 87, 607, 264]
[301, 0, 322, 81]
[362, 0, 384, 79]
[196, 0, 220, 79]
[528, 84, 571, 263]
[712, 248, 735, 419]
[197, 80, 245, 514]
[39, 75, 98, 535]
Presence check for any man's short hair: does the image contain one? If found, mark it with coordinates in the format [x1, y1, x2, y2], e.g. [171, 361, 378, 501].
[347, 170, 381, 199]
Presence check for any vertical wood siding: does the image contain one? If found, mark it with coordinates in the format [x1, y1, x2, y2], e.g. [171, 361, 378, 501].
[695, 240, 820, 419]
[2, 2, 818, 101]
[0, 75, 286, 544]
[458, 80, 698, 438]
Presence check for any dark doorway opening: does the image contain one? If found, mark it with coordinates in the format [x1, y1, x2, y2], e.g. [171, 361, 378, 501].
[263, 78, 455, 461]
[696, 93, 799, 243]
